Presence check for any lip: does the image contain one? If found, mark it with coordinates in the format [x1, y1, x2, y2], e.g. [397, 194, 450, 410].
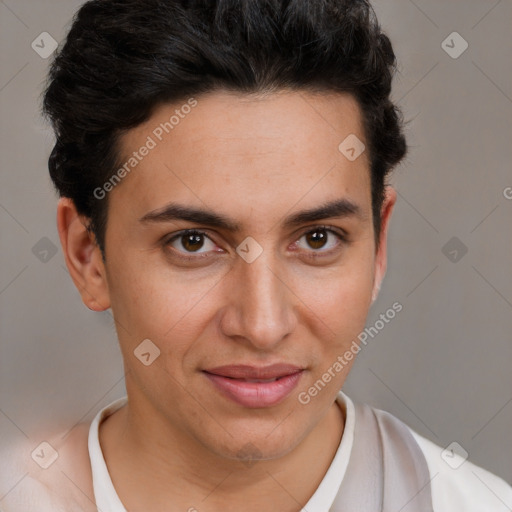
[203, 364, 304, 408]
[204, 363, 303, 380]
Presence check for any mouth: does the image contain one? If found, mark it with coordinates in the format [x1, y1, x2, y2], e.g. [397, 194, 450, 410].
[202, 364, 304, 408]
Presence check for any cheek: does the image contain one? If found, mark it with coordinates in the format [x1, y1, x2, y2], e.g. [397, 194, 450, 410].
[106, 257, 220, 350]
[300, 251, 375, 329]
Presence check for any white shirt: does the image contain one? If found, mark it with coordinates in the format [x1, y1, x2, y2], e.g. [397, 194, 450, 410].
[88, 392, 512, 511]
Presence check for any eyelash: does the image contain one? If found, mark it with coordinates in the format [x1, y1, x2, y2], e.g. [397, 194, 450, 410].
[163, 225, 348, 261]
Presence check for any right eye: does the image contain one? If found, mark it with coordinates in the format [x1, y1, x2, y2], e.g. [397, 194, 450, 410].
[166, 230, 219, 255]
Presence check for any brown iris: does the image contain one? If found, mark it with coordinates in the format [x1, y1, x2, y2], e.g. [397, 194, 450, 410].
[305, 229, 328, 249]
[181, 232, 204, 252]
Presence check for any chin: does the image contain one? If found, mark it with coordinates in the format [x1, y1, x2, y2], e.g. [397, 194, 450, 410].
[202, 422, 305, 464]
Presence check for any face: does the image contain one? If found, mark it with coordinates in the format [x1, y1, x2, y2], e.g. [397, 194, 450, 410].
[63, 89, 395, 461]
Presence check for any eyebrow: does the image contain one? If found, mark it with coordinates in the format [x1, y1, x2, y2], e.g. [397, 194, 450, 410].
[139, 198, 365, 231]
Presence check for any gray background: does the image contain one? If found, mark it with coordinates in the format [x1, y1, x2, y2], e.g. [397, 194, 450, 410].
[1, 0, 511, 502]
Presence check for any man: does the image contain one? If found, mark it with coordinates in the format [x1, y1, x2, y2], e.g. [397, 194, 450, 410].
[5, 0, 510, 510]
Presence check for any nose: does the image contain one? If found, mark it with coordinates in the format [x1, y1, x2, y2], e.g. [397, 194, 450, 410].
[218, 251, 297, 351]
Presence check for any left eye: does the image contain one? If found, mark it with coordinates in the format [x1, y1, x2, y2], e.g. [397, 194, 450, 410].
[295, 228, 343, 252]
[167, 230, 218, 254]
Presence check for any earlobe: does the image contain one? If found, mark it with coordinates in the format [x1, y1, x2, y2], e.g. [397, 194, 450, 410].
[371, 282, 381, 304]
[371, 185, 397, 304]
[56, 198, 111, 311]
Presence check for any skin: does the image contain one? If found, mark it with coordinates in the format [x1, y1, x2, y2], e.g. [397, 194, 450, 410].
[57, 89, 396, 511]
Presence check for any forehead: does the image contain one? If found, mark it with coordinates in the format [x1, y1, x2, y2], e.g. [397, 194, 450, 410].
[120, 88, 366, 154]
[111, 89, 371, 224]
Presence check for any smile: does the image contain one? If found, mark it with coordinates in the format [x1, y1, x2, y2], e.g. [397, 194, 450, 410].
[203, 364, 304, 408]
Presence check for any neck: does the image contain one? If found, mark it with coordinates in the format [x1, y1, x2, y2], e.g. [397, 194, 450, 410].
[99, 395, 345, 512]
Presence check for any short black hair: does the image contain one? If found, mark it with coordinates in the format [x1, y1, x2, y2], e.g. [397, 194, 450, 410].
[43, 0, 407, 257]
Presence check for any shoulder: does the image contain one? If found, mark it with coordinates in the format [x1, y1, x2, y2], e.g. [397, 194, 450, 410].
[345, 394, 512, 512]
[409, 429, 512, 512]
[0, 422, 96, 512]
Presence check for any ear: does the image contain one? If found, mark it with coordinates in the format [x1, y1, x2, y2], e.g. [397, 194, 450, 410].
[371, 185, 397, 304]
[56, 197, 111, 311]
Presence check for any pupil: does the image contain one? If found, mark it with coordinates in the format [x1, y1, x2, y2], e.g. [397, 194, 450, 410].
[307, 230, 327, 249]
[183, 233, 204, 252]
